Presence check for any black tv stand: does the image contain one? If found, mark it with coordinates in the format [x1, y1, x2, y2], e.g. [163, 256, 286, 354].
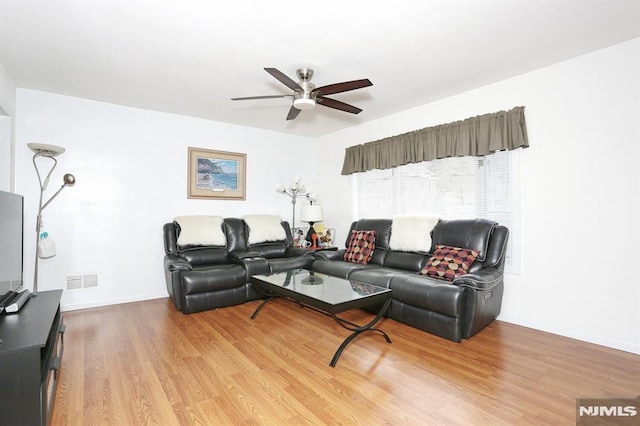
[0, 289, 65, 425]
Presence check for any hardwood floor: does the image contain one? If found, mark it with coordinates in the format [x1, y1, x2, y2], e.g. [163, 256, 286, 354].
[51, 297, 639, 425]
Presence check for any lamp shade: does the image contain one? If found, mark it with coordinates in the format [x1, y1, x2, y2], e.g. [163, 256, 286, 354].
[300, 204, 323, 222]
[28, 142, 65, 157]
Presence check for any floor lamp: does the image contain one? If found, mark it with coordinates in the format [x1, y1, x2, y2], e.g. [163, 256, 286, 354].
[275, 176, 311, 231]
[28, 143, 76, 295]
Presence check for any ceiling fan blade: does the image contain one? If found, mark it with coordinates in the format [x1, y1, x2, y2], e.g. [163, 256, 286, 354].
[231, 95, 292, 101]
[286, 106, 301, 120]
[264, 68, 303, 92]
[315, 79, 372, 96]
[317, 96, 363, 114]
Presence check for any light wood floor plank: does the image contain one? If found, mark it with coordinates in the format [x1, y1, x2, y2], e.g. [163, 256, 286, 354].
[51, 297, 640, 425]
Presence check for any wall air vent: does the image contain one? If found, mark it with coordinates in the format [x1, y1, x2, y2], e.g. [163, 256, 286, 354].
[66, 274, 99, 290]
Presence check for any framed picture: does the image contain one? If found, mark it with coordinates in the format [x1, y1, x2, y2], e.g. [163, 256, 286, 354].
[317, 228, 335, 248]
[188, 147, 246, 200]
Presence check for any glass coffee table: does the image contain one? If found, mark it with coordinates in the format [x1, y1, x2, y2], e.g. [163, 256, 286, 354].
[250, 269, 392, 367]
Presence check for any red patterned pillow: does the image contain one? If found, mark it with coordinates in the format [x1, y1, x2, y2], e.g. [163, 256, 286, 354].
[344, 230, 376, 265]
[419, 245, 479, 281]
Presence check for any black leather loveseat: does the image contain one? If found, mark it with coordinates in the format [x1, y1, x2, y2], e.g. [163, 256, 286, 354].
[163, 215, 312, 314]
[310, 218, 509, 342]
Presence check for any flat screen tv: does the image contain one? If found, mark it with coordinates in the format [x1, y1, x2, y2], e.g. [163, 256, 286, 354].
[0, 190, 24, 303]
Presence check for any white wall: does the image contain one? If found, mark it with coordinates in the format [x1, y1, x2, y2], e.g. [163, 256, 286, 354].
[0, 61, 16, 191]
[10, 38, 639, 354]
[14, 90, 316, 310]
[316, 38, 640, 354]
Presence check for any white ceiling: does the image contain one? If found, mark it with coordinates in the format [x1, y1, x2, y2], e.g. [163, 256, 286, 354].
[1, 1, 640, 138]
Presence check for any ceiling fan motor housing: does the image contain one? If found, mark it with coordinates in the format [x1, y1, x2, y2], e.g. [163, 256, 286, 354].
[296, 67, 314, 82]
[293, 80, 317, 110]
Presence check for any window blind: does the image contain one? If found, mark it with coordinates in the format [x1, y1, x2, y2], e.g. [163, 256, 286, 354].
[355, 150, 517, 270]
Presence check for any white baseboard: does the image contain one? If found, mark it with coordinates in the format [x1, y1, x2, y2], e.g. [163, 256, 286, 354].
[497, 313, 640, 355]
[60, 292, 169, 312]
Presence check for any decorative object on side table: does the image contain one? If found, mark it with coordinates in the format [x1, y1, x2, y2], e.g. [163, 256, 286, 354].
[188, 147, 246, 200]
[317, 227, 335, 248]
[301, 271, 324, 285]
[28, 143, 76, 295]
[300, 202, 323, 248]
[293, 227, 309, 248]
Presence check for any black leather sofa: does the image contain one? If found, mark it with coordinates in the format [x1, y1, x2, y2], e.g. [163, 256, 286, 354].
[163, 218, 312, 314]
[310, 218, 509, 342]
[162, 216, 508, 342]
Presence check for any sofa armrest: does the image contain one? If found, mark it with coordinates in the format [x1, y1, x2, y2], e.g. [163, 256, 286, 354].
[228, 251, 270, 276]
[314, 249, 345, 261]
[452, 267, 503, 290]
[286, 247, 314, 257]
[229, 251, 263, 261]
[164, 255, 193, 272]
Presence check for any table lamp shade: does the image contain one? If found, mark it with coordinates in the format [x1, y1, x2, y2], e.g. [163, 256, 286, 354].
[300, 204, 323, 223]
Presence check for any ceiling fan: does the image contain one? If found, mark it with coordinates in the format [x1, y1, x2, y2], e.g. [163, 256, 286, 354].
[231, 67, 373, 120]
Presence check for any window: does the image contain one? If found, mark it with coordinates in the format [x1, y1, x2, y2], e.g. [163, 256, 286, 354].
[354, 150, 520, 273]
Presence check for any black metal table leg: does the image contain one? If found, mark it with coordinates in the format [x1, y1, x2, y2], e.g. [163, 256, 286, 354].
[250, 296, 277, 319]
[329, 298, 392, 367]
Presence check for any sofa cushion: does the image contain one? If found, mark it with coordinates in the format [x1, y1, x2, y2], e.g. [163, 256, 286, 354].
[311, 259, 368, 279]
[344, 230, 376, 265]
[348, 267, 408, 288]
[389, 215, 440, 252]
[248, 243, 287, 258]
[419, 245, 479, 281]
[179, 247, 229, 266]
[174, 215, 226, 248]
[243, 214, 286, 244]
[384, 251, 429, 272]
[268, 256, 315, 274]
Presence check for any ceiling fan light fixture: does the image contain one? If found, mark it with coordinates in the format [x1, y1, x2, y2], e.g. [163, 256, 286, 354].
[232, 67, 372, 120]
[293, 98, 316, 110]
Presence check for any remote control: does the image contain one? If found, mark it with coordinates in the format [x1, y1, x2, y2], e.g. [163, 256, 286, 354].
[5, 289, 32, 313]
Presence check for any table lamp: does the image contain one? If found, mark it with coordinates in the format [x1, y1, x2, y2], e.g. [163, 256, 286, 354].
[300, 203, 323, 248]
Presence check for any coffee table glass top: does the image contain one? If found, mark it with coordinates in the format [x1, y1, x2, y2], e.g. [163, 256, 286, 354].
[250, 269, 393, 367]
[251, 269, 390, 305]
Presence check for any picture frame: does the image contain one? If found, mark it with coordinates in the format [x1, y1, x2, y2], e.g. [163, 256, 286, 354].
[317, 228, 335, 248]
[188, 147, 246, 200]
[293, 226, 335, 248]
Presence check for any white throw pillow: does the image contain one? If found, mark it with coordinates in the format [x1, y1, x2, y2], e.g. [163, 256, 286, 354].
[388, 214, 440, 252]
[243, 214, 286, 244]
[174, 215, 226, 247]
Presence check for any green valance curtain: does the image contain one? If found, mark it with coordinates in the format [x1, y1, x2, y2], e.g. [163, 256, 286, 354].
[341, 106, 529, 175]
